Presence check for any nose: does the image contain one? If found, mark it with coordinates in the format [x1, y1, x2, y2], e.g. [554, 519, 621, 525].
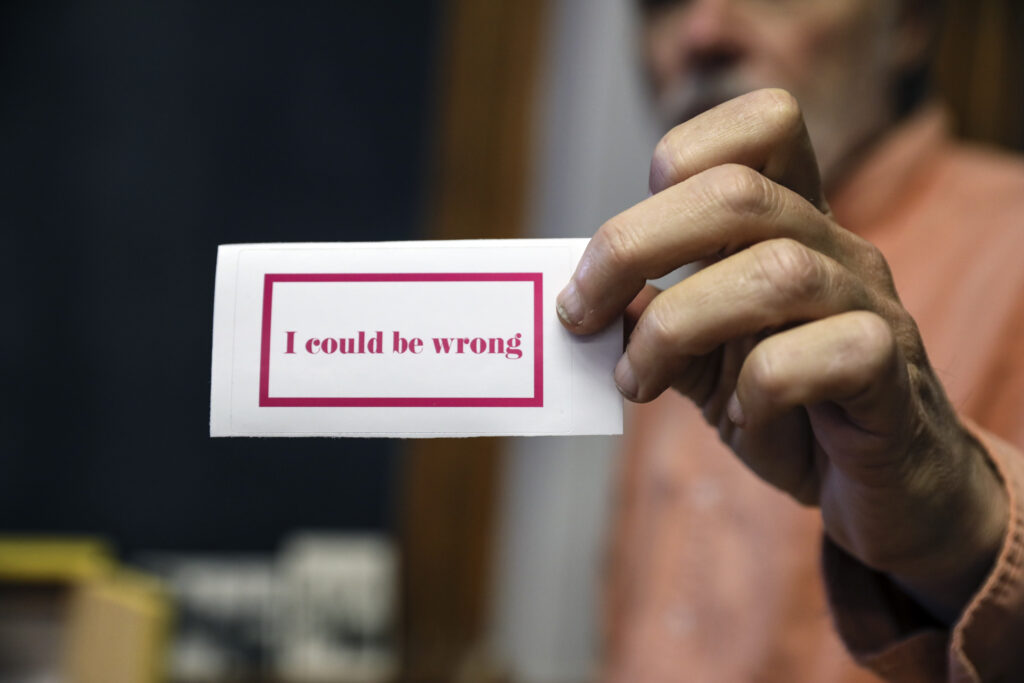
[678, 0, 743, 70]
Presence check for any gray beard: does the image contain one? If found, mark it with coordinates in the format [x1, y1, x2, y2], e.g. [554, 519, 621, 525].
[654, 75, 860, 189]
[655, 72, 755, 128]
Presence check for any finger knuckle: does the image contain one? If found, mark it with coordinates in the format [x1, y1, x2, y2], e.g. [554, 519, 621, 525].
[851, 310, 893, 348]
[753, 238, 827, 303]
[635, 302, 677, 351]
[650, 134, 682, 193]
[863, 242, 890, 275]
[847, 311, 897, 374]
[709, 164, 777, 218]
[855, 236, 895, 284]
[593, 216, 645, 270]
[881, 304, 926, 365]
[745, 348, 785, 399]
[751, 88, 804, 138]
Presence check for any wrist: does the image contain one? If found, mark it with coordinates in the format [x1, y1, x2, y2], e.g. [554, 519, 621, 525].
[888, 431, 1008, 624]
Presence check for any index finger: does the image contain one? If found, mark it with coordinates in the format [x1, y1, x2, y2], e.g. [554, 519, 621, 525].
[558, 88, 827, 335]
[650, 88, 827, 212]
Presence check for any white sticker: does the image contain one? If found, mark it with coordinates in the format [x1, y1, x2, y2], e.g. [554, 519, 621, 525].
[210, 240, 622, 437]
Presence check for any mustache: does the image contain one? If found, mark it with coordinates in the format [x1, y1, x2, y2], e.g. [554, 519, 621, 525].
[655, 72, 755, 127]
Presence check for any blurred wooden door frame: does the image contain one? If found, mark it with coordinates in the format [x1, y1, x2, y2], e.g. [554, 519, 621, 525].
[936, 0, 1024, 151]
[399, 0, 546, 681]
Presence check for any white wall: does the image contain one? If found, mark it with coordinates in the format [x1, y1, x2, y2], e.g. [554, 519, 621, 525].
[489, 1, 661, 681]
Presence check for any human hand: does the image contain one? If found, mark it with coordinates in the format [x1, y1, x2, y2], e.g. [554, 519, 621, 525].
[558, 89, 1007, 623]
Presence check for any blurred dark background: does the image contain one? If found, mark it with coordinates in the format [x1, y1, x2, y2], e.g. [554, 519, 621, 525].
[0, 1, 440, 553]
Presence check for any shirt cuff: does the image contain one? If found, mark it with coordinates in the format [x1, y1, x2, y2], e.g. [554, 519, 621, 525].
[821, 420, 1024, 682]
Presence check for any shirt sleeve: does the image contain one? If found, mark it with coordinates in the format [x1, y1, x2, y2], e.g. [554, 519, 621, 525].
[821, 421, 1024, 682]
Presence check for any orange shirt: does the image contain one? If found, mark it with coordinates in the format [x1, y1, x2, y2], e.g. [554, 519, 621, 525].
[604, 108, 1024, 682]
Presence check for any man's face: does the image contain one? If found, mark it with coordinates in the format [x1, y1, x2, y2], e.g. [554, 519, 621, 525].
[643, 0, 908, 185]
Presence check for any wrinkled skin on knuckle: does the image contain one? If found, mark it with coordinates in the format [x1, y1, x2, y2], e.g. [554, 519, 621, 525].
[839, 233, 922, 368]
[885, 304, 924, 361]
[851, 234, 897, 292]
[710, 164, 779, 220]
[592, 215, 646, 275]
[864, 242, 894, 284]
[752, 238, 828, 305]
[749, 88, 804, 142]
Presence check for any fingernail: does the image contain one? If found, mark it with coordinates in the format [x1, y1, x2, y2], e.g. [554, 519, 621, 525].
[614, 354, 638, 400]
[556, 279, 584, 326]
[726, 392, 746, 426]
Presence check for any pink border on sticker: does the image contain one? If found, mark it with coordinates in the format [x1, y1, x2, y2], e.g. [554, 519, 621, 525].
[259, 273, 544, 408]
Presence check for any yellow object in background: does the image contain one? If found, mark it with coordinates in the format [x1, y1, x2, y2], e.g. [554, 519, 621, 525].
[0, 537, 113, 582]
[64, 570, 172, 683]
[0, 536, 171, 683]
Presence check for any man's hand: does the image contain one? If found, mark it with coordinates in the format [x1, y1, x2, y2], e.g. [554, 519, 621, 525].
[557, 89, 1007, 623]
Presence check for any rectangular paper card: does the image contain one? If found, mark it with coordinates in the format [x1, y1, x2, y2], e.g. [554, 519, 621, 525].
[210, 239, 623, 437]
